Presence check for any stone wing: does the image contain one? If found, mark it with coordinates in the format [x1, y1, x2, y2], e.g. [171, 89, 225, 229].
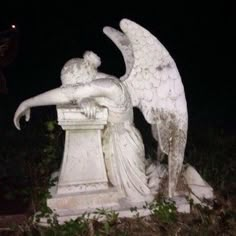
[103, 18, 187, 125]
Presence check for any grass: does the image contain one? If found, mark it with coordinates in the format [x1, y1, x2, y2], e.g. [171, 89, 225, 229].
[0, 117, 235, 235]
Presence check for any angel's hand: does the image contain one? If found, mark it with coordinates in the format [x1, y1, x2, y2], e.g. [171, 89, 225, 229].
[13, 102, 31, 130]
[80, 98, 98, 119]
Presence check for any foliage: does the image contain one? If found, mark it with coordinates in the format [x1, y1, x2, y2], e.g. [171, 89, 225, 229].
[148, 198, 177, 224]
[27, 119, 63, 213]
[93, 208, 120, 235]
[10, 215, 90, 236]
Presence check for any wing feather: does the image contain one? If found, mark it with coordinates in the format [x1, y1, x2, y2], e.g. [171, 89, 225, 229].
[103, 18, 187, 124]
[119, 19, 187, 124]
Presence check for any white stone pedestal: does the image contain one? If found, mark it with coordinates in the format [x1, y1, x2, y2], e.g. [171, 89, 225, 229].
[47, 106, 122, 217]
[56, 106, 109, 195]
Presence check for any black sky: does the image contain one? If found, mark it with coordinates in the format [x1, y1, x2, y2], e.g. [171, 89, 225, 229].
[0, 2, 234, 130]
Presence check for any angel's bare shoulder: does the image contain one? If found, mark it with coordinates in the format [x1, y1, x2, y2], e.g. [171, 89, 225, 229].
[92, 77, 122, 90]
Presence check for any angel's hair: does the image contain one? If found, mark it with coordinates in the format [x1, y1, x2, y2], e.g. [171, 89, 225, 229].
[61, 51, 101, 85]
[83, 51, 101, 68]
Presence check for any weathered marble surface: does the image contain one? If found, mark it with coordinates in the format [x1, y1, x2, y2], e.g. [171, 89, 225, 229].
[13, 19, 214, 223]
[55, 106, 109, 195]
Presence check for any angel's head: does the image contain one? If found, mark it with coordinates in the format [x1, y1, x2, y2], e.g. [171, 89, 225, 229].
[61, 51, 101, 85]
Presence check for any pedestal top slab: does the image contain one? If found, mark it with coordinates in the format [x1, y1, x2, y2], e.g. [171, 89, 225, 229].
[57, 105, 108, 128]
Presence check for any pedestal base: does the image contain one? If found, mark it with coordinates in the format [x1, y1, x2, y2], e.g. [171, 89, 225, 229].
[39, 196, 190, 226]
[40, 184, 190, 226]
[47, 185, 122, 216]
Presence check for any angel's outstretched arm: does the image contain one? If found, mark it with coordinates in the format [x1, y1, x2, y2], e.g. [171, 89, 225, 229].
[14, 79, 120, 130]
[14, 87, 73, 130]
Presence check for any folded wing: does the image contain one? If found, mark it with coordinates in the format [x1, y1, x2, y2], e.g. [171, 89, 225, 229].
[103, 19, 187, 125]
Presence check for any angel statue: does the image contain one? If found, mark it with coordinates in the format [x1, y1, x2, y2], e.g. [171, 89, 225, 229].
[14, 19, 214, 210]
[14, 18, 188, 201]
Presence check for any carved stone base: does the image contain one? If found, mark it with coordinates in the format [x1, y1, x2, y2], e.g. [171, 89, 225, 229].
[39, 195, 190, 226]
[47, 182, 155, 217]
[47, 185, 122, 216]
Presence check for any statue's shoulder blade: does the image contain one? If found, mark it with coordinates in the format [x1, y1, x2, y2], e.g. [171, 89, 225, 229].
[92, 77, 121, 89]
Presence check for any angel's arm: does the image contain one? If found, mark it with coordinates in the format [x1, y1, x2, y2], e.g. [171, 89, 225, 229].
[14, 79, 121, 130]
[14, 87, 73, 130]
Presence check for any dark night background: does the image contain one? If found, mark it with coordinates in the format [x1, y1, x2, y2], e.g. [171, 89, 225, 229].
[0, 2, 235, 230]
[0, 3, 234, 133]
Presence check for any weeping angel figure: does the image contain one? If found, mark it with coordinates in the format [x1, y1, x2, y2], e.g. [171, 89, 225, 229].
[103, 19, 188, 198]
[14, 19, 188, 200]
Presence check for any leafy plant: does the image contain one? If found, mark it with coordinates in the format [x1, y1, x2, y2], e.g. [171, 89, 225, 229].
[93, 208, 120, 235]
[148, 199, 177, 224]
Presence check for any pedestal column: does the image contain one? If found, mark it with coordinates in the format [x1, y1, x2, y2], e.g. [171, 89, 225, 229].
[47, 106, 121, 216]
[56, 106, 109, 194]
